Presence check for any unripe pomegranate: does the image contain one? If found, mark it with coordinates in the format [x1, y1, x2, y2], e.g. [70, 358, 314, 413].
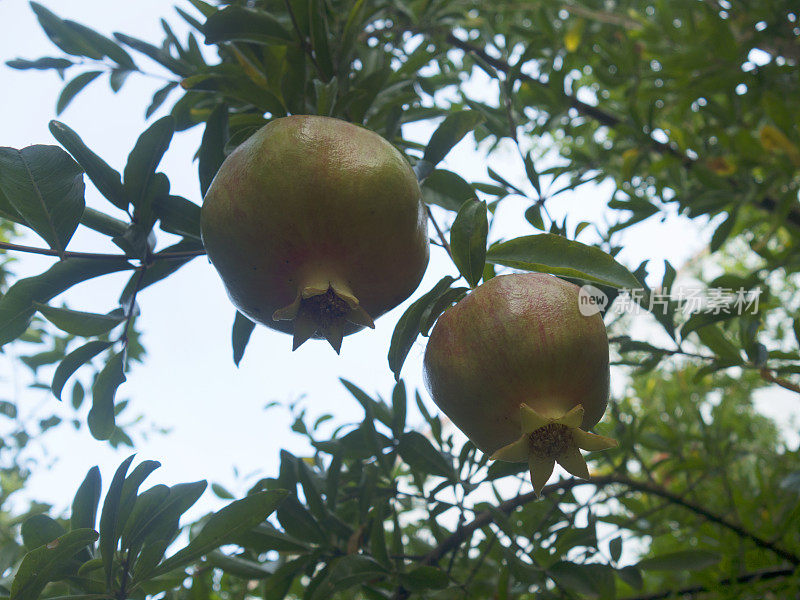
[423, 273, 616, 494]
[201, 115, 429, 352]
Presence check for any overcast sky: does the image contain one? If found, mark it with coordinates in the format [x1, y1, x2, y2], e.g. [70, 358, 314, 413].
[3, 0, 791, 524]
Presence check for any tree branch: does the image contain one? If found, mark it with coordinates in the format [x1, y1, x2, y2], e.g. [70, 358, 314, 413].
[760, 368, 800, 395]
[426, 205, 454, 262]
[0, 240, 205, 262]
[444, 33, 800, 229]
[622, 565, 797, 600]
[425, 474, 799, 570]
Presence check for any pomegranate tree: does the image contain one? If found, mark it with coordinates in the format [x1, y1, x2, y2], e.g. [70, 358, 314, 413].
[423, 273, 617, 494]
[201, 115, 429, 353]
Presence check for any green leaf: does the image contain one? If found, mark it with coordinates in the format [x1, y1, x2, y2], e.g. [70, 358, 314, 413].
[307, 555, 388, 600]
[35, 303, 125, 336]
[0, 145, 85, 255]
[10, 528, 99, 600]
[637, 549, 721, 571]
[202, 7, 294, 45]
[98, 455, 135, 588]
[30, 3, 102, 58]
[49, 120, 128, 211]
[617, 565, 643, 589]
[113, 32, 190, 76]
[234, 523, 310, 554]
[63, 21, 137, 69]
[56, 71, 102, 115]
[145, 81, 178, 119]
[52, 340, 113, 400]
[120, 484, 170, 549]
[694, 325, 743, 364]
[450, 199, 488, 287]
[124, 480, 207, 554]
[6, 57, 73, 71]
[793, 318, 800, 348]
[486, 234, 640, 289]
[308, 0, 333, 80]
[21, 515, 66, 551]
[88, 352, 126, 440]
[207, 550, 277, 579]
[199, 103, 229, 196]
[131, 538, 170, 582]
[397, 431, 453, 478]
[523, 150, 540, 196]
[548, 561, 615, 598]
[391, 380, 406, 438]
[116, 461, 162, 540]
[421, 169, 476, 211]
[609, 536, 622, 562]
[423, 110, 485, 167]
[387, 276, 457, 380]
[0, 258, 132, 348]
[123, 116, 174, 224]
[710, 211, 736, 252]
[400, 566, 449, 591]
[71, 466, 102, 532]
[524, 204, 545, 230]
[154, 490, 288, 575]
[232, 311, 255, 367]
[153, 195, 201, 239]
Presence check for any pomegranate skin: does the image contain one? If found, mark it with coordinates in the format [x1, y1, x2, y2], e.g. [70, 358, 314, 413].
[201, 115, 430, 349]
[423, 273, 610, 455]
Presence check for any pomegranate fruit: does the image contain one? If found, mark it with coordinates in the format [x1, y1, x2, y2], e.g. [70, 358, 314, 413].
[423, 273, 616, 494]
[201, 115, 429, 352]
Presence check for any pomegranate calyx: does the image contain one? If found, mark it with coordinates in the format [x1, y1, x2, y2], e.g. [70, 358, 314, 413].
[272, 280, 375, 353]
[491, 404, 618, 497]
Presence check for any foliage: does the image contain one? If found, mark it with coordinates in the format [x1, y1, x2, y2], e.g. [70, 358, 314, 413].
[0, 0, 798, 598]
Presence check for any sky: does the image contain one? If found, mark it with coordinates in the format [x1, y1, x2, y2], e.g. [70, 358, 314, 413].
[0, 0, 795, 527]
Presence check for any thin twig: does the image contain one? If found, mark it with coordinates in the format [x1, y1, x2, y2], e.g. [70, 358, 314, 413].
[0, 240, 205, 262]
[621, 565, 797, 600]
[425, 205, 454, 261]
[760, 368, 800, 395]
[418, 474, 800, 570]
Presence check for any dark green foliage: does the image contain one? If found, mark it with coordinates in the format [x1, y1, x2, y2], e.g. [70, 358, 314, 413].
[1, 0, 799, 598]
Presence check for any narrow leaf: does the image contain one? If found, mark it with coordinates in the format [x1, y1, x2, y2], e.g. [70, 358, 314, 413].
[10, 529, 99, 600]
[203, 7, 294, 45]
[49, 120, 128, 211]
[0, 258, 132, 348]
[387, 276, 457, 379]
[56, 70, 102, 115]
[35, 303, 125, 336]
[0, 145, 85, 255]
[450, 199, 488, 286]
[123, 116, 174, 220]
[21, 515, 65, 551]
[397, 432, 453, 478]
[486, 234, 640, 289]
[154, 490, 288, 574]
[232, 311, 255, 367]
[199, 103, 229, 196]
[421, 169, 475, 211]
[423, 111, 485, 167]
[71, 466, 102, 532]
[52, 340, 113, 400]
[98, 455, 136, 588]
[88, 351, 126, 440]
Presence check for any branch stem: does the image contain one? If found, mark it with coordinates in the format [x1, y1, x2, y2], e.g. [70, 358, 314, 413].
[0, 240, 205, 262]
